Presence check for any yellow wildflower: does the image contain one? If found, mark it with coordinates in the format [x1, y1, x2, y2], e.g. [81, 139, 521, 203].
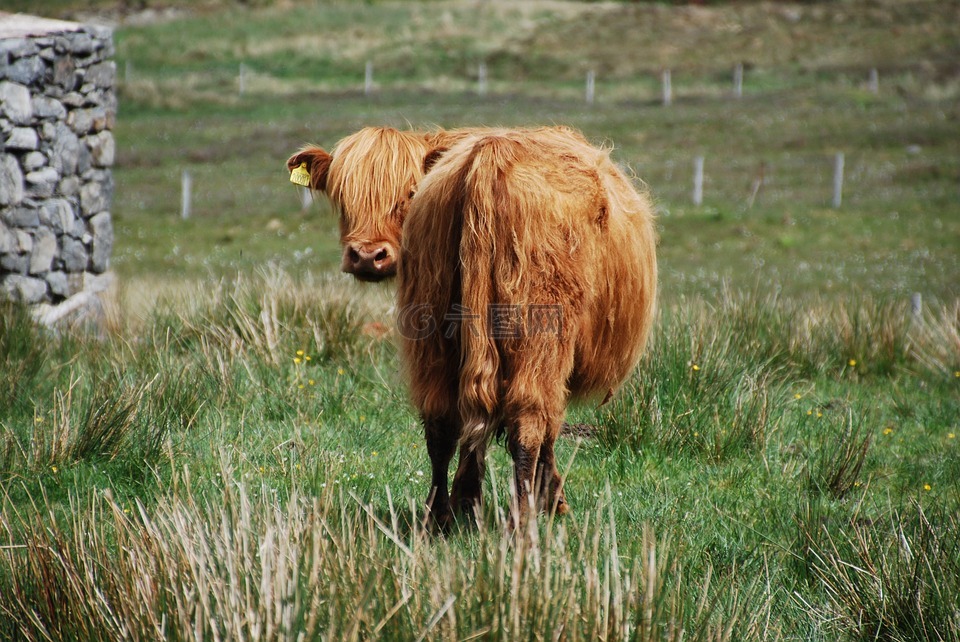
[296, 350, 304, 356]
[337, 368, 344, 375]
[691, 364, 700, 372]
[883, 427, 893, 435]
[948, 433, 955, 439]
[294, 357, 302, 364]
[923, 484, 932, 491]
[848, 359, 857, 367]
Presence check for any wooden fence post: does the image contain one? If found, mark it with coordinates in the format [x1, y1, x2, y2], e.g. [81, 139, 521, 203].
[364, 61, 373, 96]
[586, 70, 596, 105]
[662, 69, 672, 106]
[734, 63, 743, 98]
[693, 156, 704, 206]
[832, 153, 845, 209]
[181, 170, 192, 220]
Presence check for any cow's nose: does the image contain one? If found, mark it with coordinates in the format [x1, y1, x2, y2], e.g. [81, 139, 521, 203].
[343, 242, 396, 281]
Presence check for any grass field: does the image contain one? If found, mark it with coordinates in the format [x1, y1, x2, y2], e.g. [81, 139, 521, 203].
[2, 1, 960, 640]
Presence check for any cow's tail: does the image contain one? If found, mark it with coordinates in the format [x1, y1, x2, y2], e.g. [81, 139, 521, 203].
[456, 136, 510, 454]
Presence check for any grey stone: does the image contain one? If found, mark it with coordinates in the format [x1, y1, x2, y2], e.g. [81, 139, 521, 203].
[1, 275, 48, 304]
[31, 96, 67, 120]
[0, 81, 32, 124]
[39, 199, 75, 234]
[5, 56, 46, 86]
[58, 176, 80, 197]
[15, 230, 32, 253]
[67, 32, 96, 55]
[84, 62, 115, 89]
[89, 212, 112, 272]
[25, 168, 60, 199]
[0, 39, 38, 59]
[46, 271, 69, 298]
[39, 47, 56, 63]
[0, 253, 29, 274]
[29, 228, 58, 275]
[67, 108, 94, 134]
[68, 217, 86, 239]
[77, 142, 92, 175]
[86, 131, 114, 167]
[51, 124, 79, 175]
[80, 177, 111, 215]
[5, 127, 38, 150]
[61, 91, 84, 107]
[2, 205, 39, 227]
[91, 107, 109, 132]
[52, 56, 78, 91]
[22, 151, 47, 171]
[40, 121, 56, 141]
[61, 236, 88, 271]
[0, 221, 14, 253]
[0, 154, 24, 206]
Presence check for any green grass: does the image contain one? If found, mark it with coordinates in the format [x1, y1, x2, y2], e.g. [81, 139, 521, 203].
[2, 1, 959, 639]
[1, 277, 958, 639]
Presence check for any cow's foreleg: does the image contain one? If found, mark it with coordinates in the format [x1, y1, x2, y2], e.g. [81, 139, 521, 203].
[424, 416, 457, 531]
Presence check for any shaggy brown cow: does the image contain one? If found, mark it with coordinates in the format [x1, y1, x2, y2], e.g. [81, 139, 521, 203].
[287, 126, 657, 527]
[399, 129, 657, 526]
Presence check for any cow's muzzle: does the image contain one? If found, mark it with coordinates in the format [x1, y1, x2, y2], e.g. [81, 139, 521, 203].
[342, 242, 397, 281]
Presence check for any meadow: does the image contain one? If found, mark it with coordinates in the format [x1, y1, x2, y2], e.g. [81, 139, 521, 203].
[2, 1, 959, 639]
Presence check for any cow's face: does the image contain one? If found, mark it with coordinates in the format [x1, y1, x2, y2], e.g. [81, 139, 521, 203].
[287, 128, 433, 282]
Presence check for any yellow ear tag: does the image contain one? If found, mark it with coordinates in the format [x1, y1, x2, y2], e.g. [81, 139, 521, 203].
[290, 162, 311, 187]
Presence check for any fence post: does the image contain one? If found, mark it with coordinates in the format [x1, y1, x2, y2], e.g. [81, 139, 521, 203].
[586, 70, 596, 105]
[832, 153, 845, 209]
[868, 68, 879, 94]
[239, 62, 246, 96]
[662, 69, 672, 107]
[181, 170, 192, 220]
[364, 61, 374, 96]
[733, 63, 743, 98]
[478, 61, 488, 97]
[693, 156, 704, 206]
[911, 292, 922, 318]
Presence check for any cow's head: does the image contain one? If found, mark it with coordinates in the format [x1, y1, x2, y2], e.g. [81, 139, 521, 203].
[287, 127, 449, 282]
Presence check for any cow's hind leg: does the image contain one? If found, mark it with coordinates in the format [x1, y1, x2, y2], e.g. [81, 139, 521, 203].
[449, 441, 487, 521]
[424, 416, 458, 531]
[537, 433, 569, 516]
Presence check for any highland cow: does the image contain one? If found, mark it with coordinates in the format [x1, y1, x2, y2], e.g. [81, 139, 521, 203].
[287, 126, 657, 527]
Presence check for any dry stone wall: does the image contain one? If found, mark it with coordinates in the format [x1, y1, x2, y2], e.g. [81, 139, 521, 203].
[0, 13, 115, 305]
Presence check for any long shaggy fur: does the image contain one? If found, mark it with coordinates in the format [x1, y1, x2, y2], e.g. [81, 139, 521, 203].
[399, 127, 657, 520]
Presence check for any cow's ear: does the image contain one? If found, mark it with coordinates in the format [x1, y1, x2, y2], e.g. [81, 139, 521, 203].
[422, 147, 449, 175]
[286, 146, 332, 192]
